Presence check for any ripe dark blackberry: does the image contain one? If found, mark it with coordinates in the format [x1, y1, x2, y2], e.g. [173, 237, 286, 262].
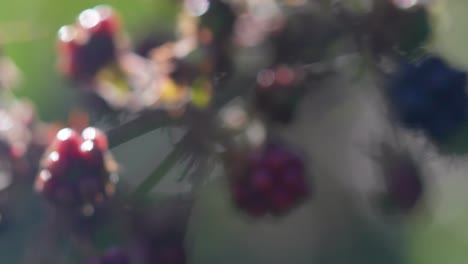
[367, 0, 431, 57]
[79, 5, 121, 36]
[387, 56, 468, 144]
[82, 127, 109, 152]
[228, 143, 308, 217]
[255, 65, 306, 124]
[35, 127, 117, 213]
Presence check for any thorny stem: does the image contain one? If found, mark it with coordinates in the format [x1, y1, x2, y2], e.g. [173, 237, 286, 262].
[106, 111, 179, 149]
[127, 105, 236, 198]
[131, 134, 191, 200]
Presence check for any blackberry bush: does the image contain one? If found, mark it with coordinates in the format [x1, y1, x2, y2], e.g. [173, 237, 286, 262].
[0, 0, 466, 263]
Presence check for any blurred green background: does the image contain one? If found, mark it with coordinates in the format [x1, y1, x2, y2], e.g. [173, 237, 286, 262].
[3, 0, 177, 122]
[2, 0, 468, 264]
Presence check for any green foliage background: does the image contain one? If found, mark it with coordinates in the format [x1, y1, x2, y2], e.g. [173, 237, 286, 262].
[3, 0, 177, 122]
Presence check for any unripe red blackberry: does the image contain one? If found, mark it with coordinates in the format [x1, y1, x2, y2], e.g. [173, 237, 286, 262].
[52, 128, 83, 159]
[78, 5, 121, 36]
[82, 127, 109, 151]
[255, 65, 306, 124]
[57, 5, 121, 80]
[35, 127, 117, 213]
[228, 143, 309, 217]
[80, 140, 105, 170]
[57, 25, 83, 78]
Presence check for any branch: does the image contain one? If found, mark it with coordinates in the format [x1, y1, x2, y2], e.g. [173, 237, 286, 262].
[107, 111, 177, 148]
[131, 134, 190, 200]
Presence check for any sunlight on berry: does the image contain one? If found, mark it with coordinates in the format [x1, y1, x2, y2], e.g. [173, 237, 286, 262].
[39, 170, 52, 182]
[82, 127, 97, 141]
[221, 105, 248, 131]
[80, 140, 94, 152]
[184, 0, 210, 17]
[57, 25, 77, 43]
[94, 5, 113, 20]
[56, 128, 73, 141]
[0, 111, 13, 132]
[246, 120, 266, 147]
[48, 151, 59, 162]
[35, 170, 51, 192]
[78, 9, 101, 29]
[392, 0, 419, 9]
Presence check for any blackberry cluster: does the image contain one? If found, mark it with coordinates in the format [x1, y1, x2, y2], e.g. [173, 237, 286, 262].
[387, 56, 468, 143]
[35, 127, 117, 212]
[229, 143, 308, 217]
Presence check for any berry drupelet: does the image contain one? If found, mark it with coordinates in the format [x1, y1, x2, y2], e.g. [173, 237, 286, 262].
[255, 65, 306, 124]
[387, 56, 468, 144]
[228, 143, 309, 217]
[35, 127, 117, 214]
[57, 5, 121, 81]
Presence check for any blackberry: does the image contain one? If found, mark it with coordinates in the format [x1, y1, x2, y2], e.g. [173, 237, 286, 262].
[255, 65, 306, 124]
[57, 5, 121, 81]
[228, 143, 308, 217]
[35, 127, 117, 213]
[387, 56, 468, 143]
